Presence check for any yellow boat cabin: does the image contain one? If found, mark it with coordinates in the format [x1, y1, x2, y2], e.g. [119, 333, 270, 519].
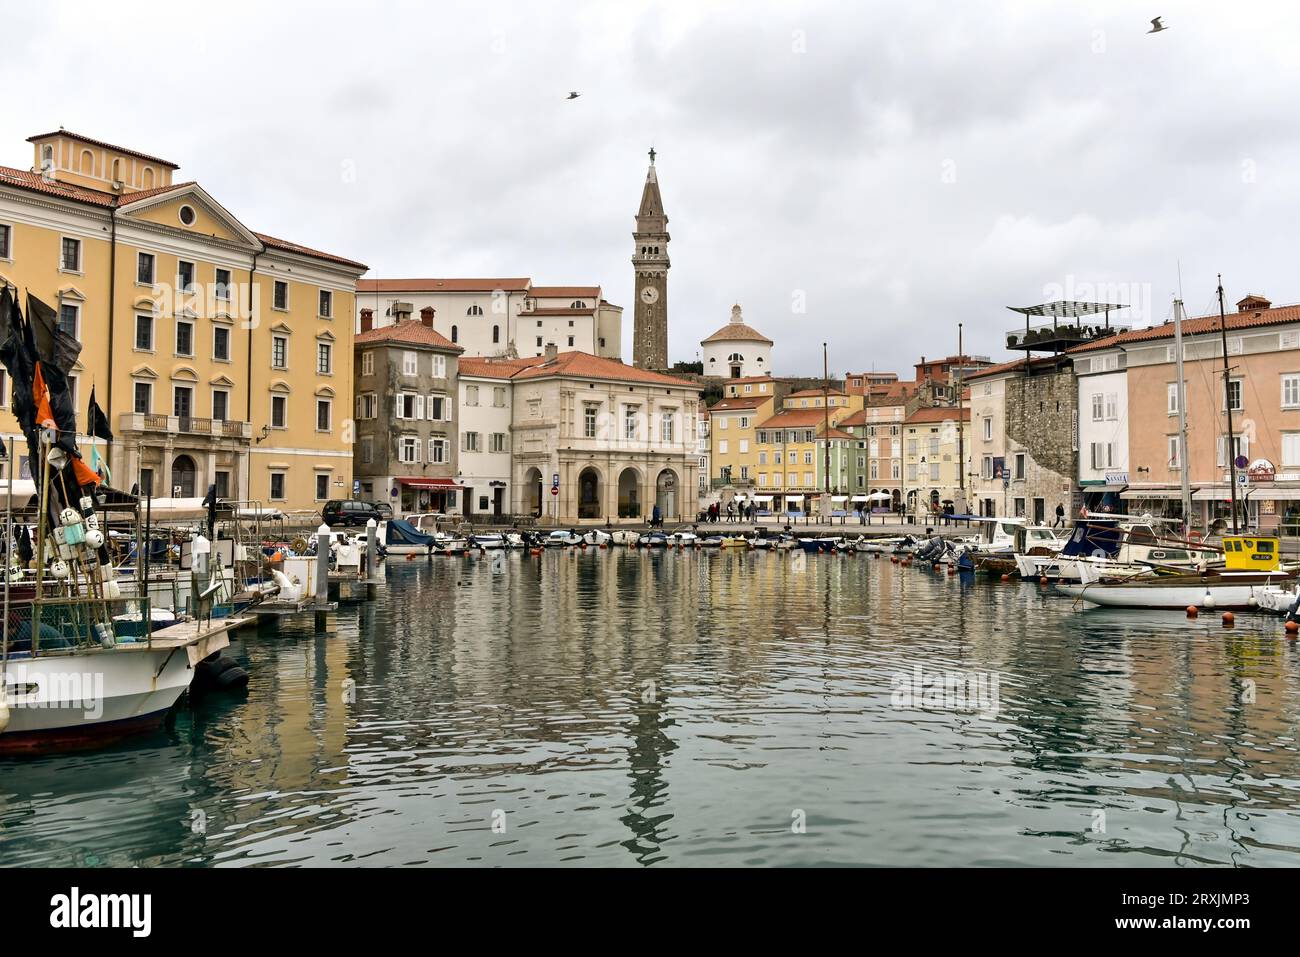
[1222, 536, 1282, 572]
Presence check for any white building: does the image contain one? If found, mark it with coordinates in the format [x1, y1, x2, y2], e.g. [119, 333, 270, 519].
[695, 410, 710, 513]
[700, 304, 774, 379]
[1075, 349, 1129, 508]
[356, 279, 623, 361]
[457, 357, 515, 520]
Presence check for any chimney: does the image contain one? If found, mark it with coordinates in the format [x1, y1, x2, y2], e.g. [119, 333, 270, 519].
[420, 306, 435, 328]
[544, 342, 558, 361]
[391, 301, 414, 324]
[1237, 294, 1272, 313]
[359, 308, 374, 333]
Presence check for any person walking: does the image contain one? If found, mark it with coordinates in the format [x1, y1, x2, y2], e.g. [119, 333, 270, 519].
[1053, 503, 1065, 528]
[727, 501, 735, 523]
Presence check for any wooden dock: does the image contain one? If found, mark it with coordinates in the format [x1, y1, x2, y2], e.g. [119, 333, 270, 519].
[117, 616, 251, 665]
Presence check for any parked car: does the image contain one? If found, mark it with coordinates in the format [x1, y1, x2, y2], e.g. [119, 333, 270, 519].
[322, 499, 383, 527]
[370, 501, 394, 519]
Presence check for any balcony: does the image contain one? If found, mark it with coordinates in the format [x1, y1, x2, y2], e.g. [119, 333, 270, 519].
[118, 413, 252, 440]
[711, 477, 755, 490]
[1005, 301, 1131, 353]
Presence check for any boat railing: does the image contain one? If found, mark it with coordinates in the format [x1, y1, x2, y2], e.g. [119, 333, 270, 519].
[22, 595, 154, 658]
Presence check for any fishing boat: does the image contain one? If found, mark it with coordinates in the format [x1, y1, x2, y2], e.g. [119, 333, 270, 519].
[1054, 535, 1293, 609]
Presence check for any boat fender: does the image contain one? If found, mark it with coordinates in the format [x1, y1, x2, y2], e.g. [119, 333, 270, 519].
[50, 559, 69, 579]
[1222, 611, 1235, 627]
[1286, 620, 1299, 638]
[1186, 605, 1199, 618]
[1203, 592, 1216, 610]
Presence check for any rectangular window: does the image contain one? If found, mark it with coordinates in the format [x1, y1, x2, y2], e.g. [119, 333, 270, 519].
[132, 314, 152, 351]
[718, 439, 729, 455]
[466, 385, 479, 406]
[1283, 433, 1300, 468]
[212, 389, 229, 422]
[315, 473, 329, 501]
[361, 351, 374, 376]
[584, 405, 598, 438]
[133, 381, 151, 414]
[316, 399, 331, 432]
[399, 437, 420, 463]
[403, 351, 417, 376]
[271, 394, 287, 429]
[1014, 453, 1026, 480]
[0, 223, 10, 260]
[272, 336, 287, 369]
[429, 438, 447, 463]
[214, 268, 231, 301]
[662, 412, 675, 443]
[1167, 382, 1180, 414]
[803, 451, 813, 465]
[1091, 393, 1104, 422]
[57, 303, 78, 337]
[740, 416, 749, 429]
[1168, 435, 1181, 469]
[273, 280, 288, 310]
[983, 417, 992, 441]
[213, 325, 230, 361]
[269, 472, 286, 501]
[360, 436, 373, 464]
[493, 387, 506, 407]
[625, 408, 638, 440]
[137, 252, 155, 284]
[357, 392, 377, 420]
[318, 289, 332, 318]
[175, 320, 193, 356]
[317, 341, 332, 374]
[1224, 378, 1243, 412]
[177, 260, 194, 292]
[214, 470, 230, 500]
[490, 433, 508, 453]
[173, 386, 193, 419]
[61, 237, 81, 271]
[432, 355, 446, 378]
[1283, 374, 1300, 409]
[427, 393, 445, 421]
[1104, 393, 1118, 420]
[140, 468, 154, 497]
[463, 432, 481, 452]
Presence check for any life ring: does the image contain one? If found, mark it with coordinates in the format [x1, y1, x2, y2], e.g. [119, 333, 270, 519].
[291, 537, 309, 554]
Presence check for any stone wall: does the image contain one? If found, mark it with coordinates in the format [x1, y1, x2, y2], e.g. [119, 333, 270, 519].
[1004, 367, 1078, 515]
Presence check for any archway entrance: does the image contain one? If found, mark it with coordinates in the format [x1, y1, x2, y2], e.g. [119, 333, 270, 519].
[655, 468, 678, 522]
[617, 468, 641, 519]
[578, 467, 602, 520]
[171, 454, 197, 498]
[523, 467, 542, 517]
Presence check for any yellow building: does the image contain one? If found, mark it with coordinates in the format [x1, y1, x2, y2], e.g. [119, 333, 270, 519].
[902, 406, 971, 517]
[754, 390, 862, 513]
[708, 392, 775, 492]
[0, 130, 366, 512]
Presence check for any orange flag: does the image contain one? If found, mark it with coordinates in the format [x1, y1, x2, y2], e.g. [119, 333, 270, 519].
[72, 454, 102, 488]
[32, 361, 56, 429]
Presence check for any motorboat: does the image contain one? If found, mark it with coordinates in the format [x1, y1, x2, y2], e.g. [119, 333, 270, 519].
[798, 537, 843, 554]
[608, 529, 638, 546]
[719, 535, 750, 549]
[635, 531, 668, 548]
[545, 530, 582, 547]
[580, 529, 612, 546]
[1038, 519, 1216, 583]
[1055, 536, 1294, 609]
[664, 530, 699, 547]
[468, 532, 507, 550]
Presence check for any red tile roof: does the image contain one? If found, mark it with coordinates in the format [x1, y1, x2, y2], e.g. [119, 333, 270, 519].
[905, 406, 970, 424]
[354, 321, 463, 352]
[837, 408, 902, 427]
[786, 387, 846, 398]
[28, 129, 179, 168]
[457, 357, 523, 378]
[526, 307, 594, 316]
[0, 165, 365, 270]
[701, 322, 774, 344]
[510, 351, 700, 388]
[254, 232, 367, 271]
[820, 427, 856, 440]
[357, 278, 531, 294]
[709, 395, 773, 411]
[1069, 302, 1300, 353]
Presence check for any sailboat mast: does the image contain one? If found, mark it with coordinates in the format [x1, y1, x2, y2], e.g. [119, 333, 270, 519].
[1173, 299, 1192, 535]
[1218, 276, 1240, 534]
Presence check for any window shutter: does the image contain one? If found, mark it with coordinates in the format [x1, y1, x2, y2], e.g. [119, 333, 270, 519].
[414, 395, 425, 420]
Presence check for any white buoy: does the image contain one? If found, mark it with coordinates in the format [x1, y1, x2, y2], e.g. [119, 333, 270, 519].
[1203, 591, 1216, 610]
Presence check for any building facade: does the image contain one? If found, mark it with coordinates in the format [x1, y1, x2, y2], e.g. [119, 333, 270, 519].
[356, 280, 621, 361]
[456, 357, 515, 520]
[353, 310, 462, 515]
[0, 129, 366, 512]
[902, 406, 971, 517]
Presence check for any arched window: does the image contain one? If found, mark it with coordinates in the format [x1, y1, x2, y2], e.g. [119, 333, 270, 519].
[111, 158, 121, 183]
[142, 167, 154, 188]
[467, 304, 483, 316]
[80, 149, 94, 174]
[40, 145, 53, 168]
[570, 301, 586, 309]
[492, 325, 500, 344]
[451, 325, 459, 343]
[728, 353, 744, 362]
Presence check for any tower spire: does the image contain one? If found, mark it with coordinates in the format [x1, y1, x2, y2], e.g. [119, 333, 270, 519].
[632, 150, 670, 370]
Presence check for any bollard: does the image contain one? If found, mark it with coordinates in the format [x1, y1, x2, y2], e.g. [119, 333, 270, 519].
[366, 518, 378, 581]
[316, 523, 330, 606]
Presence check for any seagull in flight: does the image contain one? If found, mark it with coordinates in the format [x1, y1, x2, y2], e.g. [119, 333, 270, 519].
[566, 91, 581, 100]
[1148, 16, 1167, 33]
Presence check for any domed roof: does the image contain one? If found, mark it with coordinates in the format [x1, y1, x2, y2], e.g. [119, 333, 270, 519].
[701, 304, 773, 345]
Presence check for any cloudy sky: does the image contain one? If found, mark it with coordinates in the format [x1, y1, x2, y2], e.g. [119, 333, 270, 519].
[4, 1, 1298, 376]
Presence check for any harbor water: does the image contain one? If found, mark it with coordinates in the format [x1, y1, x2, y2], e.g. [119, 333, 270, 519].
[3, 549, 1300, 867]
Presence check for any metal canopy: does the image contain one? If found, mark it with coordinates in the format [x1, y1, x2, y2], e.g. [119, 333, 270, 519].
[1007, 301, 1128, 318]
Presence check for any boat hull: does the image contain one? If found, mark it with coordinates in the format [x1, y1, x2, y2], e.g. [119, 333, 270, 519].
[0, 647, 195, 754]
[1055, 575, 1292, 609]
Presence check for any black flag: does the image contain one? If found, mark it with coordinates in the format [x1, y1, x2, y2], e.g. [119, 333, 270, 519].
[87, 385, 113, 442]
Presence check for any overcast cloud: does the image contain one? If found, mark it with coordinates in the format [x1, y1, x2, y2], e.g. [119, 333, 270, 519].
[5, 0, 1299, 375]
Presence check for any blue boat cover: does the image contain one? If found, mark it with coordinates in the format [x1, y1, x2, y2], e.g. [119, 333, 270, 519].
[386, 519, 435, 547]
[1060, 520, 1122, 559]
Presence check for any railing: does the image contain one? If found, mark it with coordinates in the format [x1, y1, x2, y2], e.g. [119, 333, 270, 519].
[118, 413, 253, 439]
[22, 596, 153, 657]
[1005, 321, 1130, 350]
[711, 478, 756, 490]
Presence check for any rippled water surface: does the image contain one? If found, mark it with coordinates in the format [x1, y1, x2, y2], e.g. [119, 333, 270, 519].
[4, 549, 1300, 867]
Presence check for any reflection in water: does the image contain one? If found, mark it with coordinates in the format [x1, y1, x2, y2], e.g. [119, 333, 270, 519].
[3, 550, 1300, 867]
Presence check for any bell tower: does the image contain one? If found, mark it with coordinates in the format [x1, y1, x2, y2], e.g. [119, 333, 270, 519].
[632, 148, 669, 370]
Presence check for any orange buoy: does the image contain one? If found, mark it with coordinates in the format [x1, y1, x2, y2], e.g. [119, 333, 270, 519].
[531, 548, 542, 556]
[1286, 620, 1299, 637]
[890, 556, 899, 564]
[933, 563, 941, 571]
[1000, 574, 1010, 583]
[406, 553, 418, 562]
[1186, 605, 1198, 618]
[1039, 576, 1049, 586]
[948, 567, 956, 576]
[600, 543, 608, 549]
[1222, 611, 1235, 627]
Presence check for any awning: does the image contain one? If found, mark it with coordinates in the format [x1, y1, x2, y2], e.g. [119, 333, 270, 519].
[1192, 486, 1240, 501]
[1120, 487, 1195, 500]
[734, 494, 747, 502]
[831, 495, 849, 503]
[786, 494, 805, 502]
[850, 494, 869, 502]
[397, 477, 459, 489]
[1246, 486, 1300, 501]
[752, 495, 774, 502]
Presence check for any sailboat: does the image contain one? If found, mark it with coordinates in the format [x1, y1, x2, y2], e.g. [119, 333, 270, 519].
[0, 288, 238, 753]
